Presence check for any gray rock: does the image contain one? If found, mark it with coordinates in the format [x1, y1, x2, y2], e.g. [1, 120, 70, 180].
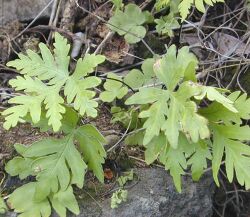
[4, 168, 215, 217]
[68, 168, 214, 217]
[0, 0, 53, 25]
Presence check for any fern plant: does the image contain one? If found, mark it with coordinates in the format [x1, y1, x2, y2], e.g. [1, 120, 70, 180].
[2, 1, 250, 215]
[108, 3, 150, 43]
[3, 33, 105, 131]
[108, 45, 250, 192]
[154, 0, 224, 20]
[1, 33, 107, 217]
[5, 116, 106, 217]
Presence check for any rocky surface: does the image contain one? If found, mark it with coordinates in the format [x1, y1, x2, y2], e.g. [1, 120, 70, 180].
[3, 168, 215, 217]
[0, 0, 54, 25]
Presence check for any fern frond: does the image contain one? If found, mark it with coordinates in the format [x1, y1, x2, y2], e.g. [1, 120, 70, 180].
[212, 124, 250, 189]
[75, 125, 107, 182]
[14, 136, 87, 200]
[8, 183, 80, 217]
[3, 33, 105, 131]
[179, 0, 224, 21]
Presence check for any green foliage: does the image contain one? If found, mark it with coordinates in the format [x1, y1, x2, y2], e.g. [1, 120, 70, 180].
[100, 73, 128, 102]
[126, 45, 203, 148]
[3, 1, 250, 215]
[5, 120, 106, 217]
[110, 170, 133, 209]
[3, 33, 105, 131]
[111, 106, 140, 130]
[155, 13, 180, 37]
[111, 189, 128, 209]
[155, 0, 171, 10]
[124, 45, 250, 192]
[123, 58, 156, 89]
[179, 0, 225, 21]
[3, 34, 107, 217]
[0, 196, 7, 214]
[75, 125, 106, 183]
[108, 4, 148, 43]
[154, 0, 224, 21]
[211, 124, 250, 188]
[8, 183, 79, 217]
[111, 0, 123, 10]
[117, 169, 134, 186]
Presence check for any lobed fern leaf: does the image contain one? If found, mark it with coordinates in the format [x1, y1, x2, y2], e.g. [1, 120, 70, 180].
[126, 45, 214, 148]
[124, 44, 250, 192]
[179, 0, 224, 21]
[100, 73, 128, 102]
[3, 33, 105, 132]
[5, 122, 106, 216]
[75, 125, 107, 183]
[212, 124, 250, 188]
[108, 4, 148, 43]
[8, 183, 79, 217]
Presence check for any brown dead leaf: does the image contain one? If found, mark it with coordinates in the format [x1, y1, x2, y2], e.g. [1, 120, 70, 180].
[103, 35, 131, 64]
[214, 32, 250, 56]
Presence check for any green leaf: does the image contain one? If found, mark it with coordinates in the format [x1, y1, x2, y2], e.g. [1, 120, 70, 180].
[126, 88, 168, 105]
[111, 106, 140, 130]
[64, 76, 101, 117]
[179, 0, 225, 21]
[212, 123, 250, 188]
[111, 0, 124, 10]
[4, 34, 104, 131]
[181, 101, 210, 142]
[200, 91, 250, 125]
[187, 141, 212, 181]
[123, 58, 159, 89]
[100, 73, 128, 102]
[7, 32, 69, 82]
[75, 125, 106, 182]
[145, 133, 167, 164]
[0, 195, 7, 214]
[25, 106, 78, 133]
[153, 45, 198, 91]
[3, 76, 66, 131]
[108, 4, 147, 43]
[20, 136, 87, 200]
[73, 54, 105, 78]
[8, 183, 51, 217]
[155, 13, 180, 37]
[159, 135, 188, 192]
[60, 107, 79, 133]
[5, 155, 33, 179]
[44, 87, 65, 131]
[155, 0, 171, 10]
[178, 0, 193, 21]
[162, 97, 180, 149]
[8, 183, 79, 217]
[124, 26, 146, 44]
[140, 100, 168, 145]
[2, 94, 43, 130]
[63, 54, 105, 117]
[50, 186, 80, 217]
[111, 189, 128, 209]
[195, 86, 237, 113]
[141, 58, 155, 82]
[124, 69, 144, 88]
[124, 130, 144, 146]
[126, 48, 203, 149]
[117, 170, 134, 186]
